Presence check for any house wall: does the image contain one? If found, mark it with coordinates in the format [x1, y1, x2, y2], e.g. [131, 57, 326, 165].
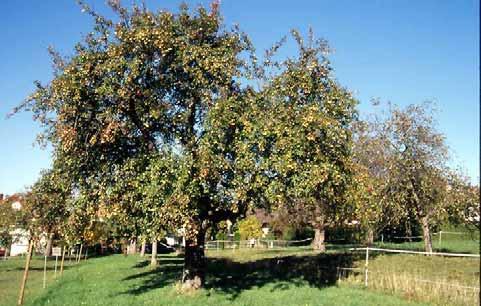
[165, 236, 177, 246]
[10, 228, 29, 256]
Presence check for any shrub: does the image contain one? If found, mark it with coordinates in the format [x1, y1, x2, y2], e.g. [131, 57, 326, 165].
[215, 232, 227, 240]
[282, 227, 296, 241]
[237, 216, 263, 240]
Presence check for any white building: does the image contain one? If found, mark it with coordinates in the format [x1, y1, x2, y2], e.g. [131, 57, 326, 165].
[9, 228, 29, 256]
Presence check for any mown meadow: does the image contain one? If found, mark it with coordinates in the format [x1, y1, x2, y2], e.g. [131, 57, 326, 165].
[1, 236, 478, 306]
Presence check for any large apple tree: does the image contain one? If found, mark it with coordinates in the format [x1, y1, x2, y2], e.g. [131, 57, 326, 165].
[16, 1, 358, 286]
[15, 1, 255, 287]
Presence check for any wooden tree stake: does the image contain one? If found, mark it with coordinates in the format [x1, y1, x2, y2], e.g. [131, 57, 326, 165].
[17, 240, 33, 306]
[60, 247, 66, 275]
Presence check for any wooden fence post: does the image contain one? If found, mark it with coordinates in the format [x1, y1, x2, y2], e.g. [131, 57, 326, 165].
[364, 247, 369, 287]
[54, 255, 58, 278]
[43, 253, 47, 289]
[438, 231, 442, 246]
[77, 244, 83, 263]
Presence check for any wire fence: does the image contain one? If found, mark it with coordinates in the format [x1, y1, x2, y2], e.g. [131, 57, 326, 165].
[205, 239, 480, 304]
[337, 247, 480, 306]
[205, 238, 313, 250]
[391, 230, 480, 244]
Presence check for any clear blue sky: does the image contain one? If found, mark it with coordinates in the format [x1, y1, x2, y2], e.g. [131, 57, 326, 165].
[0, 0, 479, 195]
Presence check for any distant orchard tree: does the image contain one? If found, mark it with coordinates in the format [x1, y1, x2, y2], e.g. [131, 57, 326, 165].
[382, 102, 452, 253]
[257, 30, 357, 252]
[238, 216, 263, 241]
[445, 171, 480, 231]
[348, 108, 404, 245]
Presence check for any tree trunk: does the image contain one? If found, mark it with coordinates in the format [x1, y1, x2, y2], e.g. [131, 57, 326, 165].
[140, 239, 146, 257]
[406, 222, 413, 242]
[45, 233, 53, 257]
[150, 239, 158, 266]
[182, 229, 206, 290]
[128, 238, 137, 255]
[421, 216, 433, 253]
[122, 241, 128, 256]
[366, 228, 374, 246]
[312, 227, 326, 252]
[17, 240, 33, 306]
[98, 242, 103, 255]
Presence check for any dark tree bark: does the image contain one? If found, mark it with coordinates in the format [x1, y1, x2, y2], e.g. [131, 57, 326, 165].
[406, 221, 413, 242]
[182, 228, 206, 289]
[45, 233, 53, 257]
[150, 238, 158, 266]
[122, 241, 128, 256]
[421, 216, 433, 253]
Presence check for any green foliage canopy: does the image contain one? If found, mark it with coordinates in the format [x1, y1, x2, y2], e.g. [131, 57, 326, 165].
[237, 216, 263, 240]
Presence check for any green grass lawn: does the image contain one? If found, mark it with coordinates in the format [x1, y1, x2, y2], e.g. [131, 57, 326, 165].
[1, 250, 431, 306]
[2, 236, 478, 306]
[374, 238, 480, 255]
[0, 254, 78, 306]
[373, 227, 480, 255]
[344, 253, 480, 306]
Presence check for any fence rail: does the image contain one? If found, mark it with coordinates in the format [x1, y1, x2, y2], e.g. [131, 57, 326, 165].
[391, 231, 480, 245]
[205, 238, 313, 250]
[350, 247, 481, 258]
[411, 277, 480, 291]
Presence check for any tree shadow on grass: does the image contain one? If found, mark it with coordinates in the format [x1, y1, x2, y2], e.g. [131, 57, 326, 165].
[132, 255, 184, 269]
[132, 260, 150, 269]
[205, 252, 363, 299]
[435, 247, 478, 255]
[120, 251, 367, 300]
[116, 255, 184, 296]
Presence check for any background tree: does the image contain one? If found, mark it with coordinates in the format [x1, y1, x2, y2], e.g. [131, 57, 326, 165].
[348, 110, 404, 245]
[383, 102, 451, 253]
[269, 206, 311, 240]
[26, 167, 72, 256]
[237, 216, 263, 241]
[107, 151, 182, 265]
[444, 170, 480, 231]
[0, 195, 21, 258]
[257, 30, 357, 251]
